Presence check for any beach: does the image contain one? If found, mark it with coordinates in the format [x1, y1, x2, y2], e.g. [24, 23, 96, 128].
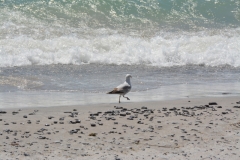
[1, 96, 240, 160]
[1, 0, 240, 159]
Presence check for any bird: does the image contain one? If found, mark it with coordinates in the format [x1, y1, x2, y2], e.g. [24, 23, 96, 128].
[107, 74, 132, 103]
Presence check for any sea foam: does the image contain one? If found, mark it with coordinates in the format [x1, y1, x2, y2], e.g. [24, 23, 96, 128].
[0, 29, 240, 68]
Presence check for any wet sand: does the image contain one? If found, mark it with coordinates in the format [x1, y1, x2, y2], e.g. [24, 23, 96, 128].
[0, 96, 240, 160]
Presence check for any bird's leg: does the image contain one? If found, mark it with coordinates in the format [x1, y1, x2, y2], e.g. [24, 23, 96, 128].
[119, 95, 121, 103]
[123, 95, 130, 100]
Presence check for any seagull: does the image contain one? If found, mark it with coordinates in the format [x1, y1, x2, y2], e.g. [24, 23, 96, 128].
[107, 74, 132, 103]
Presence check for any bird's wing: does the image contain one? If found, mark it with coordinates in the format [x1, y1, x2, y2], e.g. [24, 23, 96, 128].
[107, 83, 131, 94]
[116, 83, 131, 94]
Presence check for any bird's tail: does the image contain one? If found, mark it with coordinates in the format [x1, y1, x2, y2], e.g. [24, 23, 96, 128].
[107, 91, 118, 94]
[107, 89, 122, 94]
[107, 91, 113, 94]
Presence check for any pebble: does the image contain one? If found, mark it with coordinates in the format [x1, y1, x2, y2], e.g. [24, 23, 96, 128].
[89, 133, 97, 136]
[114, 106, 123, 109]
[24, 153, 30, 156]
[91, 123, 96, 127]
[137, 121, 144, 124]
[120, 113, 126, 116]
[0, 111, 7, 114]
[141, 106, 147, 109]
[69, 129, 79, 134]
[12, 111, 19, 115]
[233, 106, 240, 108]
[209, 102, 217, 105]
[75, 119, 81, 123]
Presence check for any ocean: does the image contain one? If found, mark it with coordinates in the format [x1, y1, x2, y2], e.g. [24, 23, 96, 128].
[0, 0, 240, 108]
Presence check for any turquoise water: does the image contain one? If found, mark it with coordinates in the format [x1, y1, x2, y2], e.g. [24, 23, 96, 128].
[1, 0, 239, 30]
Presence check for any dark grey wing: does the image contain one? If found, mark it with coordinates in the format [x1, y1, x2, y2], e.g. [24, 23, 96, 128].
[107, 83, 131, 94]
[107, 88, 124, 94]
[122, 85, 132, 93]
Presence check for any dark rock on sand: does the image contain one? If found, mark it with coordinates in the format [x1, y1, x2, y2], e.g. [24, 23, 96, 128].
[233, 106, 240, 108]
[0, 111, 7, 114]
[209, 102, 217, 105]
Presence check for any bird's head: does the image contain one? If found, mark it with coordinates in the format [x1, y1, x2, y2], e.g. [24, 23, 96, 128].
[126, 74, 132, 79]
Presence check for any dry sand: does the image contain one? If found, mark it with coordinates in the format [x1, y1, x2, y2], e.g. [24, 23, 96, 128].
[0, 96, 240, 160]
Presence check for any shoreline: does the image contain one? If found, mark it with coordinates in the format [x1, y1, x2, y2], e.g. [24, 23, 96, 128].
[1, 84, 240, 109]
[1, 96, 240, 159]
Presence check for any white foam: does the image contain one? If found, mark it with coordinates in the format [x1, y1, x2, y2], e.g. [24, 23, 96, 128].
[0, 28, 240, 67]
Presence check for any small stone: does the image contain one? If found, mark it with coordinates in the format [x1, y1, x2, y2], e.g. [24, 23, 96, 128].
[169, 107, 177, 111]
[38, 136, 46, 139]
[233, 106, 240, 108]
[89, 133, 97, 136]
[209, 102, 217, 105]
[91, 123, 96, 127]
[12, 111, 19, 115]
[75, 119, 81, 123]
[137, 121, 144, 124]
[24, 153, 30, 156]
[69, 130, 78, 134]
[120, 113, 126, 116]
[69, 121, 76, 124]
[0, 111, 7, 114]
[141, 106, 147, 109]
[114, 106, 123, 109]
